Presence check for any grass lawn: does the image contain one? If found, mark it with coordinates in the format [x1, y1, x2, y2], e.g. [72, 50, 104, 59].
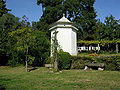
[0, 66, 120, 90]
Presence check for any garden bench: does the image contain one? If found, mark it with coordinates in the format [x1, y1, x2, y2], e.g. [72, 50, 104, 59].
[84, 63, 105, 70]
[27, 66, 37, 72]
[44, 64, 53, 68]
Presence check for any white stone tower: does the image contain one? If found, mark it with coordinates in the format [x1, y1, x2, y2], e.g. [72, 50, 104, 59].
[49, 15, 78, 56]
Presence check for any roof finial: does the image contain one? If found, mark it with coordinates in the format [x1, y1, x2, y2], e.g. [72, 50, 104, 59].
[63, 13, 65, 17]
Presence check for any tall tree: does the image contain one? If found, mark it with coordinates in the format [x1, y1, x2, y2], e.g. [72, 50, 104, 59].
[104, 15, 120, 40]
[36, 0, 63, 34]
[93, 19, 106, 40]
[36, 0, 97, 40]
[9, 27, 50, 69]
[63, 0, 97, 40]
[0, 0, 10, 16]
[0, 13, 20, 65]
[9, 27, 36, 72]
[104, 15, 120, 53]
[30, 30, 50, 66]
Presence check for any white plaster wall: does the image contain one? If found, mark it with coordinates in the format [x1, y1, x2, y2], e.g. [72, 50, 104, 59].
[50, 31, 53, 56]
[71, 29, 77, 55]
[57, 28, 72, 54]
[51, 27, 77, 56]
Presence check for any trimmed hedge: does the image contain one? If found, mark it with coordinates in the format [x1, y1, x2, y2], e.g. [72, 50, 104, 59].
[58, 51, 71, 70]
[71, 55, 120, 71]
[45, 51, 71, 70]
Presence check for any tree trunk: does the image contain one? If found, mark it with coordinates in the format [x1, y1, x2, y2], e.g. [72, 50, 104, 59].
[25, 47, 28, 72]
[116, 43, 118, 53]
[25, 60, 28, 72]
[54, 60, 58, 71]
[54, 52, 58, 71]
[53, 31, 59, 72]
[97, 43, 100, 53]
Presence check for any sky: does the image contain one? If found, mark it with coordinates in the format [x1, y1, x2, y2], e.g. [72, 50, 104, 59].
[6, 0, 42, 23]
[94, 0, 120, 22]
[6, 0, 120, 23]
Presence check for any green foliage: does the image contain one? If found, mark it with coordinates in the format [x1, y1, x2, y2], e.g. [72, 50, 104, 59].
[64, 0, 97, 40]
[45, 57, 54, 64]
[94, 15, 120, 41]
[93, 20, 105, 40]
[37, 0, 97, 40]
[9, 27, 50, 66]
[71, 55, 120, 71]
[71, 56, 93, 69]
[104, 15, 120, 40]
[58, 51, 71, 69]
[0, 13, 20, 65]
[7, 52, 22, 67]
[27, 55, 35, 65]
[78, 40, 120, 45]
[9, 27, 36, 52]
[97, 56, 120, 71]
[36, 0, 119, 42]
[0, 13, 50, 66]
[0, 0, 10, 16]
[8, 27, 36, 68]
[30, 31, 50, 66]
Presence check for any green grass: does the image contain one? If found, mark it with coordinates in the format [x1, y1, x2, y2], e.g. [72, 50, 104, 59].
[0, 66, 120, 90]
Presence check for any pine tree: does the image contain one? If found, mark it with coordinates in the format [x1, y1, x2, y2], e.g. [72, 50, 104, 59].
[36, 0, 97, 40]
[0, 0, 10, 17]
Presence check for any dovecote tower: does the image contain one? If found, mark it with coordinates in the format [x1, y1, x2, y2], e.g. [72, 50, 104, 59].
[49, 15, 78, 55]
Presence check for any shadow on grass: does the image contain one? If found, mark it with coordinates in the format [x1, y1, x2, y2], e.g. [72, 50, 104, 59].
[0, 85, 6, 90]
[28, 67, 38, 72]
[0, 77, 12, 90]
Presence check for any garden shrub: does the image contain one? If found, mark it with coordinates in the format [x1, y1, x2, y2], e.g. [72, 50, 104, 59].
[71, 55, 120, 71]
[71, 56, 93, 69]
[45, 57, 54, 64]
[45, 51, 71, 70]
[58, 51, 71, 70]
[96, 56, 120, 71]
